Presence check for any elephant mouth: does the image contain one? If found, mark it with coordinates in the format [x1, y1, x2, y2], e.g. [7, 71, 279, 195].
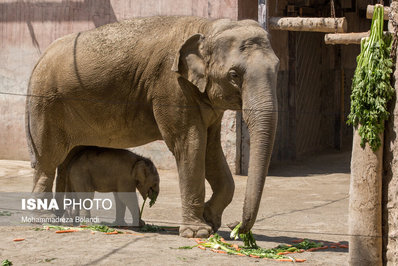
[147, 188, 158, 207]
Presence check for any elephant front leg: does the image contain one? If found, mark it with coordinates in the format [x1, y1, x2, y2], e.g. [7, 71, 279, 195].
[154, 105, 212, 237]
[174, 139, 212, 238]
[203, 121, 235, 232]
[113, 192, 127, 226]
[75, 192, 94, 225]
[116, 192, 142, 227]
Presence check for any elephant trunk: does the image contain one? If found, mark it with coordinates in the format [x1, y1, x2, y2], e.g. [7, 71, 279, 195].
[240, 63, 278, 233]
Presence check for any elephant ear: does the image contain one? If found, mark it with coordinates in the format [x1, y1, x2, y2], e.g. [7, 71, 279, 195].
[133, 161, 147, 188]
[172, 34, 207, 93]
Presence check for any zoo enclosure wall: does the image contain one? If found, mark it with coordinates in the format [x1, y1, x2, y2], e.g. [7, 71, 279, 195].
[0, 0, 364, 174]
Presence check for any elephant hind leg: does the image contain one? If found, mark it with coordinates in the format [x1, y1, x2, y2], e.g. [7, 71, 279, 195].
[29, 102, 72, 193]
[31, 132, 70, 193]
[32, 168, 55, 193]
[32, 153, 69, 193]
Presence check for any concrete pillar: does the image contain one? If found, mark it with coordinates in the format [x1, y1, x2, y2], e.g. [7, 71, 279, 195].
[349, 130, 383, 266]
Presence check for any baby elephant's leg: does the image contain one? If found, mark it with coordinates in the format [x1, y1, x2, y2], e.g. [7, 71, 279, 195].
[118, 193, 142, 227]
[70, 192, 80, 226]
[77, 192, 94, 224]
[113, 192, 127, 226]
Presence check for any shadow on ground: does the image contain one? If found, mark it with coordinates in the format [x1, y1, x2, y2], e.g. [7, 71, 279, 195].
[268, 149, 351, 177]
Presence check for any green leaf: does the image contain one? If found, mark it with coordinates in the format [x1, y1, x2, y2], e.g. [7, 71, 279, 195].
[347, 5, 394, 151]
[178, 246, 195, 249]
[1, 260, 12, 266]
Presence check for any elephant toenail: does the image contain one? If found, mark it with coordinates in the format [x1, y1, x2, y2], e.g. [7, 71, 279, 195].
[180, 228, 194, 238]
[196, 229, 210, 238]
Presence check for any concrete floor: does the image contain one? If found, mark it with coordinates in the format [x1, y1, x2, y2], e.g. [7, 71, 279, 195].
[0, 150, 351, 265]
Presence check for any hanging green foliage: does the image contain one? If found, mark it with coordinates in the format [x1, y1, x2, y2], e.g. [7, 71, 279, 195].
[348, 5, 394, 151]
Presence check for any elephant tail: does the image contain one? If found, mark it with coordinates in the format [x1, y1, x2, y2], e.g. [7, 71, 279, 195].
[25, 48, 49, 169]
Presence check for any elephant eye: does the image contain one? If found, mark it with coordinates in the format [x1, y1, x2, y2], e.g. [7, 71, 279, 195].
[228, 70, 242, 87]
[230, 70, 238, 78]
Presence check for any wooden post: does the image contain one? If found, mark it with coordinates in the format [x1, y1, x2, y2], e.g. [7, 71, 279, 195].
[269, 17, 347, 33]
[258, 0, 268, 30]
[349, 131, 383, 266]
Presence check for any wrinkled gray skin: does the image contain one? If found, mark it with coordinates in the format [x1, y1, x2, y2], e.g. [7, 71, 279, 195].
[26, 16, 279, 238]
[60, 147, 159, 226]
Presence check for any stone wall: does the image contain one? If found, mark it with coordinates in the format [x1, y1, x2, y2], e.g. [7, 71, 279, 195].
[383, 3, 398, 265]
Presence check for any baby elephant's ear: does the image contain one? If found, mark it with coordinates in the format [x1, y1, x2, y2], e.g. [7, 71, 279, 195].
[172, 34, 207, 93]
[133, 161, 147, 186]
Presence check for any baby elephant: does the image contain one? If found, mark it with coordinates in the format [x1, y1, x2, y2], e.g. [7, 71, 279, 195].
[63, 147, 159, 226]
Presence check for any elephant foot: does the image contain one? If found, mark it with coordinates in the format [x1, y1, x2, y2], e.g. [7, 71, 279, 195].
[113, 220, 128, 226]
[179, 223, 213, 238]
[131, 219, 145, 228]
[203, 204, 222, 232]
[139, 219, 146, 227]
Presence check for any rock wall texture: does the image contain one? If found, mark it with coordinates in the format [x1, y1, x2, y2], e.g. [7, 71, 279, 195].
[383, 67, 398, 265]
[383, 2, 398, 265]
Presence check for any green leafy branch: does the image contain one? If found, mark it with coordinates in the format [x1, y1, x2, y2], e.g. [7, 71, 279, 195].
[348, 4, 394, 151]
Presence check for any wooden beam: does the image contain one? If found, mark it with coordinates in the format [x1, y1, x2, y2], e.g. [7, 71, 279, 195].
[325, 31, 390, 45]
[325, 32, 369, 45]
[269, 17, 347, 33]
[367, 5, 390, 20]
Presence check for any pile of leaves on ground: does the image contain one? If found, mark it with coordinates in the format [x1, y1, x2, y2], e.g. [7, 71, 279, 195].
[187, 234, 327, 262]
[348, 4, 394, 150]
[181, 222, 348, 262]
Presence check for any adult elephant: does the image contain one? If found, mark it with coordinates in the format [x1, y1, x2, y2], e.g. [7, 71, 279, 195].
[26, 16, 279, 238]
